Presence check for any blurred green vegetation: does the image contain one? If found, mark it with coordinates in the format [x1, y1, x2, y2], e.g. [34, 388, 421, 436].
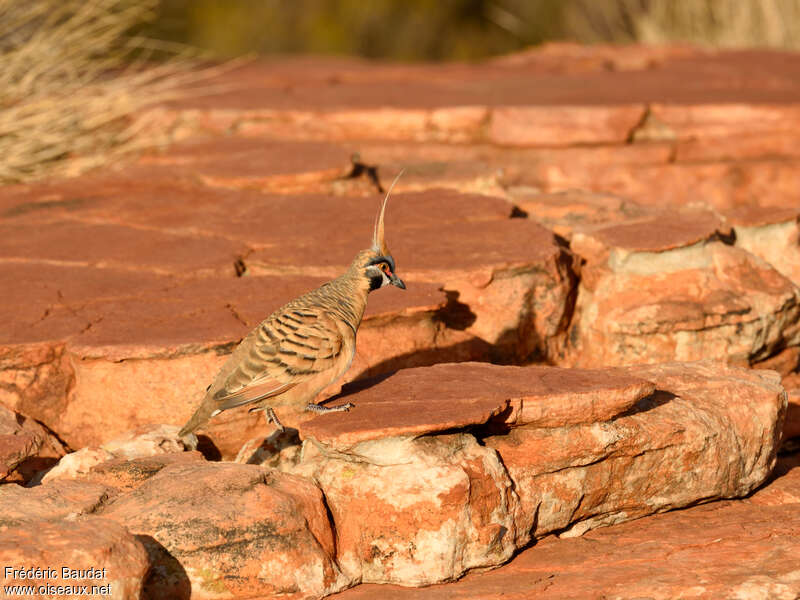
[146, 0, 800, 61]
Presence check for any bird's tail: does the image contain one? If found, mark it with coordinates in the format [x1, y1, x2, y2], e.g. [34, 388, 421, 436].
[178, 400, 217, 438]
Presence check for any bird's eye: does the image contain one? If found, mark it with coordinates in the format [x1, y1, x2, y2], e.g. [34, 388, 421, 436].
[381, 262, 391, 274]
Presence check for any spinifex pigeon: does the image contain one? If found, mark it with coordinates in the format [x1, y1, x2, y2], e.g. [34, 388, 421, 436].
[179, 177, 405, 436]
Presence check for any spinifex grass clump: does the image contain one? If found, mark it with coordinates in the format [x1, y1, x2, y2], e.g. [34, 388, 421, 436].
[0, 0, 212, 183]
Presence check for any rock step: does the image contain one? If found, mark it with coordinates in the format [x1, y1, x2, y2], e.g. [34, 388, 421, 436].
[298, 362, 655, 446]
[4, 359, 786, 598]
[332, 452, 800, 600]
[3, 47, 800, 455]
[1, 181, 576, 451]
[3, 159, 799, 449]
[284, 361, 784, 584]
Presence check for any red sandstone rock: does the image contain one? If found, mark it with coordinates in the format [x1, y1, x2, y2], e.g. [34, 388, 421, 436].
[651, 103, 800, 141]
[1, 46, 799, 599]
[299, 363, 654, 447]
[508, 152, 800, 211]
[1, 179, 575, 453]
[43, 450, 205, 498]
[0, 479, 113, 525]
[227, 361, 783, 589]
[562, 214, 800, 368]
[0, 517, 149, 600]
[571, 209, 726, 252]
[67, 452, 207, 493]
[0, 405, 65, 483]
[488, 362, 783, 544]
[0, 343, 74, 429]
[748, 452, 800, 506]
[293, 433, 518, 587]
[676, 130, 800, 162]
[385, 218, 575, 365]
[99, 462, 350, 599]
[0, 406, 42, 481]
[136, 137, 357, 193]
[490, 42, 703, 72]
[0, 219, 247, 279]
[40, 424, 196, 484]
[488, 105, 645, 147]
[727, 206, 800, 288]
[333, 455, 800, 600]
[0, 431, 39, 480]
[507, 188, 655, 238]
[165, 47, 800, 119]
[783, 375, 800, 441]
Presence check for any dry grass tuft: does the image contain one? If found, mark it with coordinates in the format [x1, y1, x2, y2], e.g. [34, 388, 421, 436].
[0, 0, 222, 183]
[563, 0, 800, 49]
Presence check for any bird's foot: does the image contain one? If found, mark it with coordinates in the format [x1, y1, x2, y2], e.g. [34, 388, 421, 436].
[305, 402, 355, 414]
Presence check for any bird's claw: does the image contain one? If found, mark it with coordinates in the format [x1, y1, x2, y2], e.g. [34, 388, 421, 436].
[305, 402, 355, 414]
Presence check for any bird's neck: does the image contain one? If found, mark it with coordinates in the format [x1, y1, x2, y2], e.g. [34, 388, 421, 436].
[323, 269, 370, 330]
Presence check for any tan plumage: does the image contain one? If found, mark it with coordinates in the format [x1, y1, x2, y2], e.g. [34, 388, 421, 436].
[179, 174, 405, 437]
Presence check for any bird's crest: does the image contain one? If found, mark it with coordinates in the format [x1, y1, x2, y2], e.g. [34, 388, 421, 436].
[372, 170, 404, 255]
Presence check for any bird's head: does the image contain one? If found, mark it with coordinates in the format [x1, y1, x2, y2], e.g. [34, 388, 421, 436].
[354, 172, 405, 293]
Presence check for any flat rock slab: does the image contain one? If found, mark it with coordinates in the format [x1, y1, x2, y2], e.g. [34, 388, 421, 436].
[508, 189, 657, 239]
[302, 362, 655, 446]
[0, 174, 576, 451]
[279, 360, 785, 587]
[485, 361, 785, 544]
[0, 359, 785, 596]
[573, 210, 726, 254]
[135, 137, 356, 191]
[241, 189, 522, 278]
[172, 48, 800, 110]
[0, 219, 247, 278]
[0, 176, 513, 248]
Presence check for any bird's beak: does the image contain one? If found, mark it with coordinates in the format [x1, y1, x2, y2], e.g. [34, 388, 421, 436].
[390, 274, 406, 289]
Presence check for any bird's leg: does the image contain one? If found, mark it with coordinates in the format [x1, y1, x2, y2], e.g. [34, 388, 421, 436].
[248, 405, 285, 432]
[305, 402, 355, 414]
[265, 407, 285, 432]
[257, 407, 283, 432]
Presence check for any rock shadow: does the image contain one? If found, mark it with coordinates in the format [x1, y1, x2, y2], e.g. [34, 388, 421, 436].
[342, 153, 383, 192]
[748, 450, 800, 496]
[436, 289, 477, 331]
[472, 403, 516, 440]
[615, 390, 677, 419]
[324, 371, 398, 403]
[195, 434, 222, 462]
[138, 534, 191, 600]
[238, 427, 301, 465]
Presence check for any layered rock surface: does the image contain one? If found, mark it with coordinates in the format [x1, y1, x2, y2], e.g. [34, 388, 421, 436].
[5, 359, 787, 598]
[334, 452, 800, 600]
[2, 44, 800, 599]
[2, 45, 799, 450]
[561, 211, 800, 369]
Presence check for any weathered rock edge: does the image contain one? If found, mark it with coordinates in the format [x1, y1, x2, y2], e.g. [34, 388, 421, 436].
[266, 361, 784, 589]
[12, 360, 785, 598]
